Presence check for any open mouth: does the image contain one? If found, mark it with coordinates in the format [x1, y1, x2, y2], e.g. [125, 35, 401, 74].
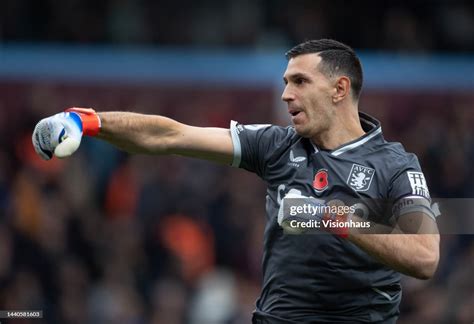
[290, 111, 301, 117]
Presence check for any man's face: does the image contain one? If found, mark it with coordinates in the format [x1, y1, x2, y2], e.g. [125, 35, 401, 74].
[282, 53, 335, 138]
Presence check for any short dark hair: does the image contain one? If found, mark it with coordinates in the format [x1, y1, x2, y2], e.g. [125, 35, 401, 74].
[285, 39, 363, 100]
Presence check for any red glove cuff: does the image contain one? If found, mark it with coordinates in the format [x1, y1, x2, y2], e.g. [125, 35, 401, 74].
[336, 228, 349, 238]
[65, 107, 101, 136]
[322, 213, 349, 238]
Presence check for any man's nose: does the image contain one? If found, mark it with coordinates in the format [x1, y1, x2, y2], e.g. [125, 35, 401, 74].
[281, 86, 295, 102]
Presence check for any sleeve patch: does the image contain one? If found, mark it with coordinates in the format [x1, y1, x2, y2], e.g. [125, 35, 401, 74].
[407, 171, 430, 199]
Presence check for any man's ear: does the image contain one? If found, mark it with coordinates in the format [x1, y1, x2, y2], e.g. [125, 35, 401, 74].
[333, 76, 351, 103]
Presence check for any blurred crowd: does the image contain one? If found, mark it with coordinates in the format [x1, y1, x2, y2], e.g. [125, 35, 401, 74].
[1, 0, 474, 51]
[0, 1, 473, 323]
[0, 81, 472, 323]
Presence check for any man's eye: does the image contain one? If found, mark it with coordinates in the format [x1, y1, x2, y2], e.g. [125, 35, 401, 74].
[295, 78, 305, 85]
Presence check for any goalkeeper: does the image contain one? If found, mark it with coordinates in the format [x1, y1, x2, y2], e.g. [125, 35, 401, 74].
[32, 39, 439, 324]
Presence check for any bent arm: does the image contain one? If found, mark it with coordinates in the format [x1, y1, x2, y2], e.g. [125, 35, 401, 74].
[97, 111, 234, 164]
[349, 233, 440, 280]
[348, 213, 440, 280]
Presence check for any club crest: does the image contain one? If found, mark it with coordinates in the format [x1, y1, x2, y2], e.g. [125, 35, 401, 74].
[347, 164, 375, 192]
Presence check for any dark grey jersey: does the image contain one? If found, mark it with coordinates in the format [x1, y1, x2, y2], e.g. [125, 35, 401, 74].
[230, 112, 432, 323]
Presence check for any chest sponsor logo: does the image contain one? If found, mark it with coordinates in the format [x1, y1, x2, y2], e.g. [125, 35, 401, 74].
[407, 171, 430, 199]
[313, 169, 329, 192]
[347, 164, 375, 192]
[287, 150, 306, 167]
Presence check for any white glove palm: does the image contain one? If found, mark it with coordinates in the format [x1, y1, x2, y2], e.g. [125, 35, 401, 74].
[32, 112, 83, 160]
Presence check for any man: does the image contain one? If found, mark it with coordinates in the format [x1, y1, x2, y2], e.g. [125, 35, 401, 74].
[32, 39, 439, 323]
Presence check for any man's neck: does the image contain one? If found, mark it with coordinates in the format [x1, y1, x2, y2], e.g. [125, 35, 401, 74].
[311, 112, 365, 150]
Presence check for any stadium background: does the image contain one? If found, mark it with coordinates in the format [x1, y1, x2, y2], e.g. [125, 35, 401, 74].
[0, 0, 473, 323]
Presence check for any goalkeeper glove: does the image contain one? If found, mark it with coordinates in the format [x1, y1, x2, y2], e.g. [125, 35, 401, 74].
[278, 189, 349, 237]
[32, 107, 100, 160]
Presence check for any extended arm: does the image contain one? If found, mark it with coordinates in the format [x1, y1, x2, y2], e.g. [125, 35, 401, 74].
[32, 108, 234, 165]
[97, 111, 234, 164]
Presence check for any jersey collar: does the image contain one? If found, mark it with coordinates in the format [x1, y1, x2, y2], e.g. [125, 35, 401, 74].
[310, 112, 382, 156]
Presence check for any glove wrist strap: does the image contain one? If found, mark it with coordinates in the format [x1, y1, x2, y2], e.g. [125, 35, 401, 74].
[80, 113, 101, 136]
[65, 108, 101, 136]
